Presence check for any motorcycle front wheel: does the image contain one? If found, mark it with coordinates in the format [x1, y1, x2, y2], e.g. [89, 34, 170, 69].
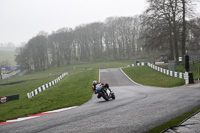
[111, 93, 115, 99]
[100, 91, 109, 101]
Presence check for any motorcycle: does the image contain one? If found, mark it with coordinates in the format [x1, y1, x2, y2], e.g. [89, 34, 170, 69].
[96, 86, 115, 101]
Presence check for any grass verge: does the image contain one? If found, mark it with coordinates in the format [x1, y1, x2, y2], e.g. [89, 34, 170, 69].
[122, 66, 185, 87]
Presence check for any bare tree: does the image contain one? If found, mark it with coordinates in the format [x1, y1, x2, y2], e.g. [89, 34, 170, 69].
[188, 17, 200, 50]
[141, 0, 196, 63]
[15, 46, 32, 72]
[74, 25, 91, 62]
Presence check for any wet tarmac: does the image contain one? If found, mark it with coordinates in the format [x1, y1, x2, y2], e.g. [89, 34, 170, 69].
[164, 81, 200, 133]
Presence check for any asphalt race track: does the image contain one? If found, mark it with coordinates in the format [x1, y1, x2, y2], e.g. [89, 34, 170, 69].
[1, 68, 200, 133]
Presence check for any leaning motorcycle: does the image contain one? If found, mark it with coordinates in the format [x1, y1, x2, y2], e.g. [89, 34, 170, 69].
[96, 86, 115, 101]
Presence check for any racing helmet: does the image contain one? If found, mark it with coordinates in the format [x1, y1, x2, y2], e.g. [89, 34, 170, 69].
[92, 81, 98, 85]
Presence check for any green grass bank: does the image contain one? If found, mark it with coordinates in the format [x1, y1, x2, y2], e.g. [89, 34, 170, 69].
[122, 66, 185, 87]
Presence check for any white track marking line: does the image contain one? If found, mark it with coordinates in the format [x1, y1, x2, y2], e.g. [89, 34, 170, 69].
[7, 116, 40, 122]
[44, 106, 78, 113]
[1, 106, 78, 125]
[99, 69, 101, 82]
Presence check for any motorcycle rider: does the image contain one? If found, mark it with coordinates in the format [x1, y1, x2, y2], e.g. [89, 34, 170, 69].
[92, 81, 113, 98]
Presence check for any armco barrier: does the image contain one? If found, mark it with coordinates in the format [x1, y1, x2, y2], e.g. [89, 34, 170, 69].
[129, 62, 189, 85]
[27, 72, 68, 98]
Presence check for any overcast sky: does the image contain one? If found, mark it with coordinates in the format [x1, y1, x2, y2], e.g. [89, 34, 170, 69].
[0, 0, 199, 46]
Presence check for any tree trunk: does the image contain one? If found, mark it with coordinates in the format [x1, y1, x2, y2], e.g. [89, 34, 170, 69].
[182, 0, 186, 65]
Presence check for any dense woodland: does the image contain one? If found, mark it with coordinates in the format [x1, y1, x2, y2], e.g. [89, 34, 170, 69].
[15, 0, 200, 72]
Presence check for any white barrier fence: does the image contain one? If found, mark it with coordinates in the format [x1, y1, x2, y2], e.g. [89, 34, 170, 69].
[27, 72, 68, 98]
[129, 62, 189, 85]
